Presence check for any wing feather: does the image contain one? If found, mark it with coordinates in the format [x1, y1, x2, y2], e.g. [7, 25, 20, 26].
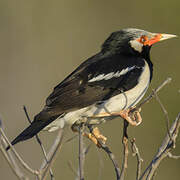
[45, 53, 145, 114]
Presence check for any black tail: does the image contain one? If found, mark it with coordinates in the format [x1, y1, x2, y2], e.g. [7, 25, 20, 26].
[6, 111, 61, 151]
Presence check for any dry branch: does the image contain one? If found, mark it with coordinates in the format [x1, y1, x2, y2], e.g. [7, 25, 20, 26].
[23, 106, 54, 179]
[0, 137, 27, 180]
[119, 120, 129, 180]
[167, 152, 180, 159]
[101, 144, 121, 180]
[139, 113, 180, 180]
[40, 128, 64, 179]
[0, 119, 39, 176]
[78, 124, 85, 180]
[0, 115, 64, 180]
[130, 138, 143, 180]
[152, 90, 171, 139]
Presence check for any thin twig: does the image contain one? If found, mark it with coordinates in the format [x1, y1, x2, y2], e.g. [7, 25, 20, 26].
[101, 143, 121, 180]
[40, 128, 64, 180]
[0, 119, 39, 176]
[0, 146, 25, 180]
[76, 144, 91, 180]
[64, 135, 78, 144]
[167, 152, 180, 159]
[84, 144, 91, 155]
[120, 120, 129, 180]
[78, 124, 85, 180]
[151, 170, 157, 180]
[139, 113, 180, 180]
[67, 161, 79, 177]
[152, 90, 172, 140]
[97, 148, 104, 180]
[156, 113, 180, 157]
[130, 138, 143, 180]
[0, 137, 27, 180]
[23, 106, 54, 179]
[0, 118, 27, 180]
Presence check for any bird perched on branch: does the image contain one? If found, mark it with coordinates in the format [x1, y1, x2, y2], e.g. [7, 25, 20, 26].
[7, 28, 176, 150]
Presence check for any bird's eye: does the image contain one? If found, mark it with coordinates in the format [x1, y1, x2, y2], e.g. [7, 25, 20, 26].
[140, 35, 148, 43]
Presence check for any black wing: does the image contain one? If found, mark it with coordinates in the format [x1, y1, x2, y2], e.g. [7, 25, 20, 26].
[45, 53, 145, 114]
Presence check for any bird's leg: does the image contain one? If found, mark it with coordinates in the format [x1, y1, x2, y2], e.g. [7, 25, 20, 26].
[71, 123, 107, 148]
[89, 107, 142, 126]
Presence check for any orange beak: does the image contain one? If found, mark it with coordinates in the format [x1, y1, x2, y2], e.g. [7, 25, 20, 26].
[144, 34, 162, 46]
[138, 33, 177, 46]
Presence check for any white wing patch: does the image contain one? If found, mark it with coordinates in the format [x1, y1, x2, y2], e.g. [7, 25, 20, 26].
[88, 66, 136, 82]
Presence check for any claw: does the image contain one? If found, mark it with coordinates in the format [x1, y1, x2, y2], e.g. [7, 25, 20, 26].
[129, 107, 142, 125]
[83, 127, 107, 148]
[117, 108, 142, 126]
[92, 127, 107, 144]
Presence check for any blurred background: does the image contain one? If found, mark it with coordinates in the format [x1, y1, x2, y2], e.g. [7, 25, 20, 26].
[0, 0, 179, 179]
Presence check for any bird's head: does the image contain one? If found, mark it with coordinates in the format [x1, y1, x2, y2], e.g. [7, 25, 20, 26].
[102, 28, 177, 58]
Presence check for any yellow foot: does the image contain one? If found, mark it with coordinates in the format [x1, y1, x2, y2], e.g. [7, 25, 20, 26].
[83, 127, 107, 148]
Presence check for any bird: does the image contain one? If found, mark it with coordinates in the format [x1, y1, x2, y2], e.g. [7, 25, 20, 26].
[7, 28, 176, 150]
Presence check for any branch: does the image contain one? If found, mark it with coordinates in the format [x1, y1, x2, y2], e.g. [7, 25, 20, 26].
[67, 160, 79, 178]
[0, 111, 65, 180]
[0, 137, 27, 180]
[120, 120, 129, 180]
[130, 138, 143, 180]
[139, 113, 180, 180]
[40, 128, 64, 179]
[167, 152, 180, 159]
[23, 106, 54, 179]
[0, 119, 39, 176]
[102, 144, 121, 180]
[76, 144, 91, 180]
[97, 148, 104, 180]
[78, 124, 85, 180]
[152, 90, 172, 140]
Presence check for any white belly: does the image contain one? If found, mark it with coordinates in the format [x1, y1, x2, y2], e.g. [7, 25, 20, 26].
[44, 61, 150, 132]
